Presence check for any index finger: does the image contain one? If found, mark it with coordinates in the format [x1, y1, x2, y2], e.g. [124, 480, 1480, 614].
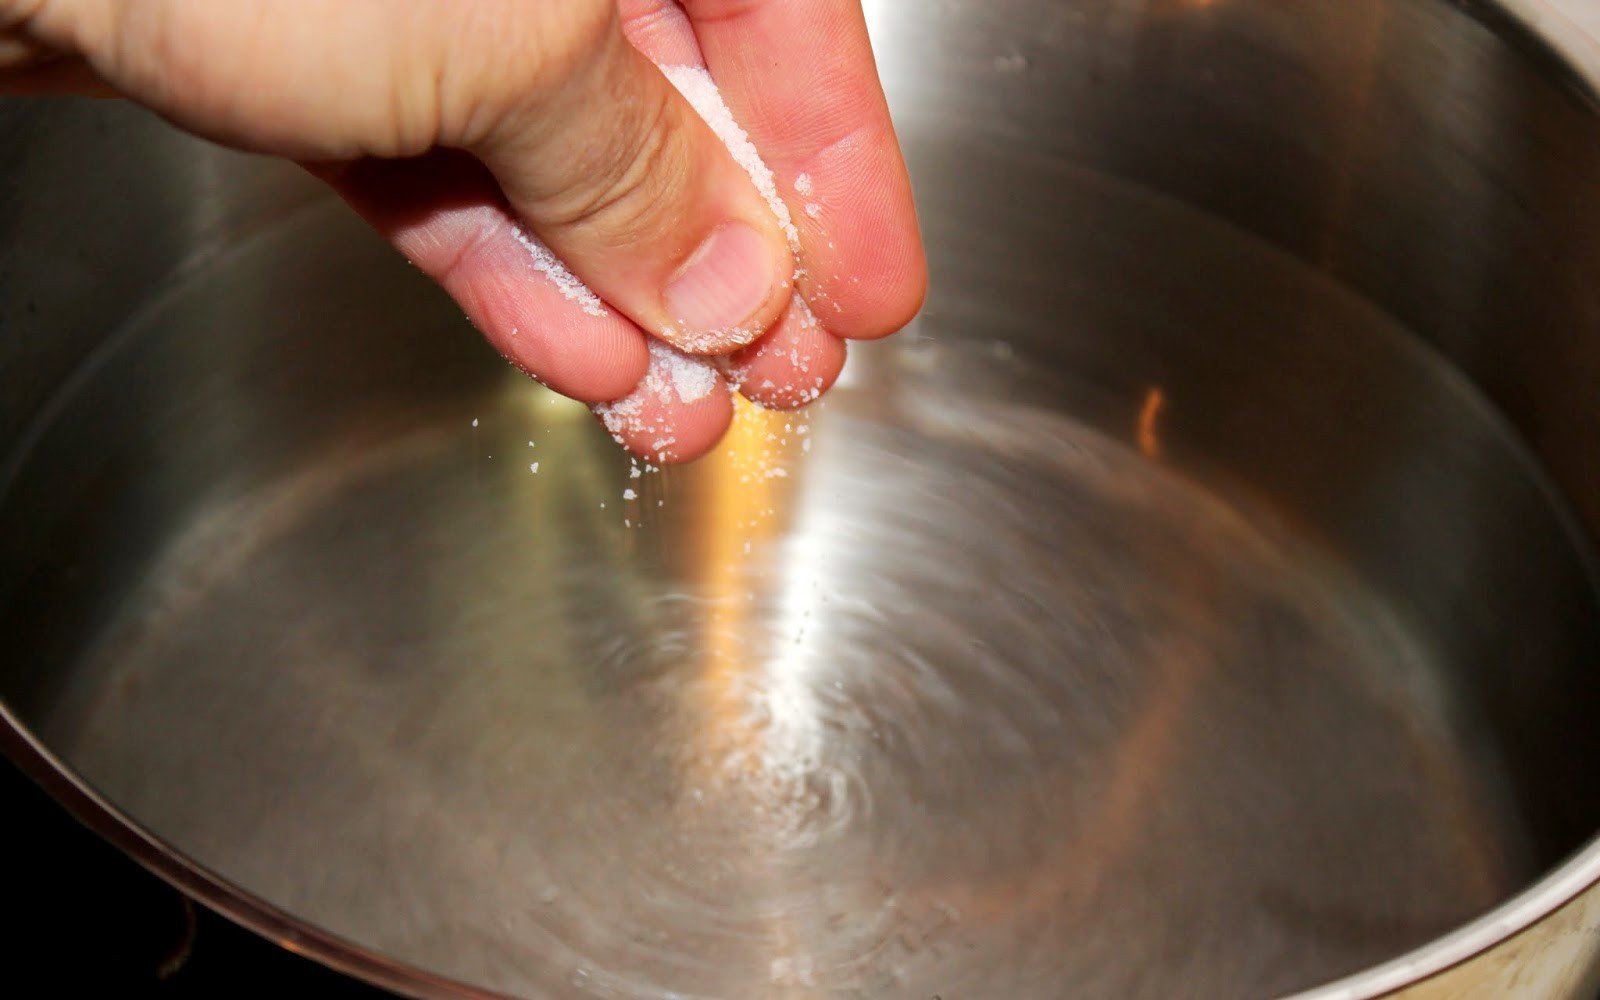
[679, 0, 927, 340]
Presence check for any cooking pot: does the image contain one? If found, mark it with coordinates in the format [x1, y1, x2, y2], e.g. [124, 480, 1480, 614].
[4, 0, 1600, 996]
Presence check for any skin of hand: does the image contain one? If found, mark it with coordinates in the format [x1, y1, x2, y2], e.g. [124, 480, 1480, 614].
[0, 0, 926, 462]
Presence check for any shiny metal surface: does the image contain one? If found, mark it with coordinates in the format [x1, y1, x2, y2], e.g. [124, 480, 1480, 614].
[4, 1, 1600, 998]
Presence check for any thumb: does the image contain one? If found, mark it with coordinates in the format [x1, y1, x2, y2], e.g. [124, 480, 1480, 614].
[469, 19, 795, 356]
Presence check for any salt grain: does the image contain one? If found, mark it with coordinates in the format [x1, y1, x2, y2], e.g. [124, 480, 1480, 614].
[513, 227, 607, 316]
[623, 488, 638, 501]
[667, 349, 717, 403]
[994, 50, 1030, 74]
[661, 65, 800, 249]
[594, 340, 719, 459]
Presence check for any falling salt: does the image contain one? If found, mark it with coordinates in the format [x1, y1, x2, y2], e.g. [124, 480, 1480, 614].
[629, 465, 642, 479]
[512, 227, 607, 316]
[471, 418, 479, 427]
[530, 462, 540, 474]
[994, 50, 1030, 74]
[623, 488, 638, 501]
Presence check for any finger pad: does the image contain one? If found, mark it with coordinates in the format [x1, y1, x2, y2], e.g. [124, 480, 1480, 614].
[594, 341, 735, 463]
[730, 298, 847, 409]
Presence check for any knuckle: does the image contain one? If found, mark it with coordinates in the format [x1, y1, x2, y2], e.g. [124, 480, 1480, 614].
[440, 0, 615, 135]
[538, 79, 691, 240]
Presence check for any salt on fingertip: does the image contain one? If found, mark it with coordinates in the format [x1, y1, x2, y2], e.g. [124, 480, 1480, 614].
[594, 341, 719, 462]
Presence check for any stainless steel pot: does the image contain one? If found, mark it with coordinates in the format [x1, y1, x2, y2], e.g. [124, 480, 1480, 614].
[4, 0, 1600, 997]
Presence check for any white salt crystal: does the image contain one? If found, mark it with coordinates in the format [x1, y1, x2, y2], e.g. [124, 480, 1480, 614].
[994, 51, 1029, 74]
[530, 462, 540, 473]
[667, 350, 717, 403]
[623, 488, 638, 501]
[594, 341, 719, 459]
[471, 418, 479, 427]
[513, 227, 607, 316]
[660, 64, 800, 248]
[643, 339, 717, 404]
[795, 173, 814, 197]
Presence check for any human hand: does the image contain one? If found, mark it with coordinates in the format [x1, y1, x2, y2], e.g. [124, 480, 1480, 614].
[0, 0, 926, 461]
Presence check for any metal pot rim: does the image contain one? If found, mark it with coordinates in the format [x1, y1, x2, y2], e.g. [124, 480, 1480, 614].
[5, 3, 1600, 998]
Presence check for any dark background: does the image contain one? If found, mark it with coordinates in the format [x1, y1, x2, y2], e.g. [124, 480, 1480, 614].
[2, 754, 394, 998]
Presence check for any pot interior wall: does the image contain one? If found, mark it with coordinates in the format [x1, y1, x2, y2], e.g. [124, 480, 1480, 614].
[2, 1, 1599, 998]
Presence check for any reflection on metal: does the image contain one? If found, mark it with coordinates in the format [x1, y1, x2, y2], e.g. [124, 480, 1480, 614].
[694, 396, 799, 785]
[1138, 387, 1166, 458]
[5, 0, 1600, 998]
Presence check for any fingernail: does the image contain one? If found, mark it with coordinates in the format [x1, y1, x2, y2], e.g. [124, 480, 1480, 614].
[663, 222, 786, 352]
